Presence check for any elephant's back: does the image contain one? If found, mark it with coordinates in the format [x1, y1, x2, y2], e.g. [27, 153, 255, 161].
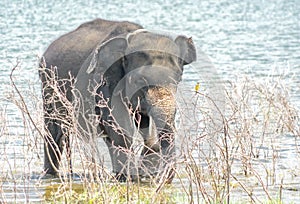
[42, 18, 143, 79]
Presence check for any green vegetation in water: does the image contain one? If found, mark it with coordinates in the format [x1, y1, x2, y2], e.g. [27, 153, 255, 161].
[44, 182, 187, 203]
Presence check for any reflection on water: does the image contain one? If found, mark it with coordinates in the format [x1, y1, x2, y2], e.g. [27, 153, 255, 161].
[0, 0, 299, 202]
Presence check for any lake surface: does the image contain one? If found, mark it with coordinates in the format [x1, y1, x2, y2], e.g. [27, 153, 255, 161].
[1, 0, 299, 202]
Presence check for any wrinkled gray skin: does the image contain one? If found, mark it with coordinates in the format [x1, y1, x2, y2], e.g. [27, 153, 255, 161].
[39, 18, 196, 182]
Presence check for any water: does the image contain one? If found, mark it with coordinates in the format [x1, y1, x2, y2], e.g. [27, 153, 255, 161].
[1, 0, 300, 202]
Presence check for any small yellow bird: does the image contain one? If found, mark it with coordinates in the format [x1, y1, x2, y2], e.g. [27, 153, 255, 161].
[194, 82, 200, 93]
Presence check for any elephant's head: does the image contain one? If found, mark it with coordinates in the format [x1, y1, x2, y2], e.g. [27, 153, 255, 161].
[86, 30, 196, 181]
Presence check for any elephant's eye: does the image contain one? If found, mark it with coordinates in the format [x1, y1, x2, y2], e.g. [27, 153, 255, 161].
[154, 55, 164, 61]
[122, 56, 128, 67]
[137, 52, 149, 60]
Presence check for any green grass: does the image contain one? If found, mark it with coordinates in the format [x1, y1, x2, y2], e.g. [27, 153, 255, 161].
[43, 181, 187, 203]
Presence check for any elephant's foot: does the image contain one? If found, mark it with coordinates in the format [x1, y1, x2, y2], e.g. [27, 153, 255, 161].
[139, 154, 176, 184]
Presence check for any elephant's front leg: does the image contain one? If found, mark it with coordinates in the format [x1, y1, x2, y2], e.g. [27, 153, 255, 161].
[103, 130, 136, 181]
[102, 93, 138, 181]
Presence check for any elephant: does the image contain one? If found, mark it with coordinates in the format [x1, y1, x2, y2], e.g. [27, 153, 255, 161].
[39, 18, 196, 182]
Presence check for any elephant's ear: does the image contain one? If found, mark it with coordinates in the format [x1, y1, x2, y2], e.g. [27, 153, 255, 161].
[175, 35, 197, 66]
[86, 37, 127, 74]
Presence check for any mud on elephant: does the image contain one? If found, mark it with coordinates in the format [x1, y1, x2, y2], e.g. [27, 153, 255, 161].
[39, 18, 196, 182]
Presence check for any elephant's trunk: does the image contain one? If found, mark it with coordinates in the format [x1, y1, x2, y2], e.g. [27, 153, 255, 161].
[139, 86, 176, 180]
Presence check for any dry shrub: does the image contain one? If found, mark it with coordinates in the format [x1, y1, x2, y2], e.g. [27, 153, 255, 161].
[1, 62, 299, 203]
[176, 73, 299, 203]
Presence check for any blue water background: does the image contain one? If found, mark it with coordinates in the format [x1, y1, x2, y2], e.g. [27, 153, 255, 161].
[0, 0, 299, 202]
